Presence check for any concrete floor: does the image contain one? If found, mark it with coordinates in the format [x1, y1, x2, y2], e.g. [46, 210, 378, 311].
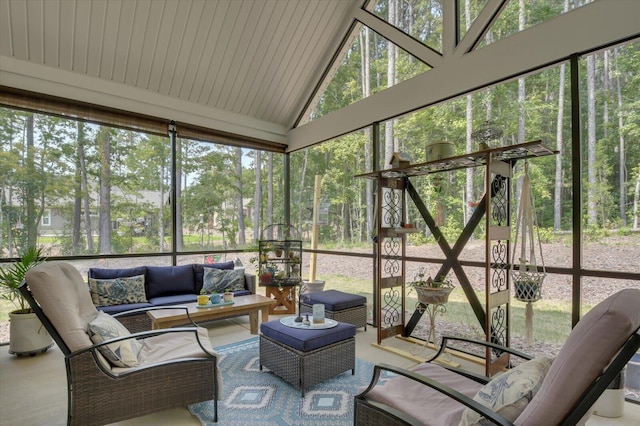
[1, 313, 638, 425]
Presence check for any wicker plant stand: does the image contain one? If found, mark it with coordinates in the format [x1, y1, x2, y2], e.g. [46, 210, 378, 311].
[259, 320, 356, 396]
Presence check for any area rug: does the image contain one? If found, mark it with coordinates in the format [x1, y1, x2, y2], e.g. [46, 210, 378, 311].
[188, 337, 382, 425]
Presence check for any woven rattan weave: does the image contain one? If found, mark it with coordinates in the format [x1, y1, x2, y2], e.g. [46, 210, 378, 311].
[301, 302, 367, 330]
[259, 333, 355, 396]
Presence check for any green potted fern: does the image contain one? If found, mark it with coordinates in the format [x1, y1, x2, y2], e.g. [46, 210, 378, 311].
[0, 246, 53, 355]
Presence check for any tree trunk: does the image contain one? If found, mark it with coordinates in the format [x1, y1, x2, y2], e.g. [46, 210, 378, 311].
[614, 48, 626, 225]
[24, 113, 38, 248]
[296, 150, 308, 237]
[175, 138, 184, 250]
[465, 95, 473, 224]
[235, 147, 246, 245]
[98, 127, 112, 254]
[253, 151, 262, 242]
[384, 0, 397, 168]
[587, 54, 597, 226]
[73, 124, 83, 254]
[361, 26, 374, 240]
[77, 122, 93, 252]
[554, 62, 566, 230]
[633, 167, 639, 230]
[159, 155, 166, 252]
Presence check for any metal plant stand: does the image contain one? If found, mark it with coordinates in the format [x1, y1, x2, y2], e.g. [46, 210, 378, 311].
[357, 141, 557, 373]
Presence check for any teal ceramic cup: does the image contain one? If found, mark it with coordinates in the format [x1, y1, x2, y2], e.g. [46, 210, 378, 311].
[209, 293, 222, 304]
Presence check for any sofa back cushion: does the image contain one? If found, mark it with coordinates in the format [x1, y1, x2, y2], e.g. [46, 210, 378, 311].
[515, 289, 640, 425]
[146, 264, 195, 298]
[193, 261, 235, 293]
[88, 266, 147, 280]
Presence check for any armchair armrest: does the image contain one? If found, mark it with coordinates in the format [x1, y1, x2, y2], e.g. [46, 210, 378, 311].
[427, 334, 533, 364]
[357, 363, 514, 426]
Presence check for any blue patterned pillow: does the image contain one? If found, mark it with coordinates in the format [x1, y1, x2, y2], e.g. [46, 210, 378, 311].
[87, 312, 141, 367]
[89, 274, 147, 307]
[202, 268, 245, 294]
[459, 356, 553, 425]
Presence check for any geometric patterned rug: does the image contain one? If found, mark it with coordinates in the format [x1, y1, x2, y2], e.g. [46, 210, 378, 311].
[188, 337, 380, 425]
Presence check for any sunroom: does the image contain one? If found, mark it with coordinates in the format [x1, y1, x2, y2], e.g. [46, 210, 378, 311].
[1, 0, 639, 425]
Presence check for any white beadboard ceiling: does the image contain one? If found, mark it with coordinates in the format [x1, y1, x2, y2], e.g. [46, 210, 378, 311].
[0, 0, 363, 146]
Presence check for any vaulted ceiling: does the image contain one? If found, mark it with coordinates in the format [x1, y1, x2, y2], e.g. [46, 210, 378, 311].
[1, 0, 639, 152]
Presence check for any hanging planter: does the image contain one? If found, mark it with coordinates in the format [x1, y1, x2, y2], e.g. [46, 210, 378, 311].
[512, 269, 544, 303]
[510, 161, 547, 345]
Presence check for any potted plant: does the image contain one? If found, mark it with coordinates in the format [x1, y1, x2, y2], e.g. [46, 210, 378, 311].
[223, 288, 234, 303]
[0, 246, 53, 355]
[408, 267, 454, 305]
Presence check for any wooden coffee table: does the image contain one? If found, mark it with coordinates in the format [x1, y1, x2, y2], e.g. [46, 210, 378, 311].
[147, 294, 275, 334]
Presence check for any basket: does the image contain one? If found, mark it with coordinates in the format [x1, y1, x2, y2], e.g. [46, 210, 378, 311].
[415, 286, 453, 305]
[511, 270, 544, 302]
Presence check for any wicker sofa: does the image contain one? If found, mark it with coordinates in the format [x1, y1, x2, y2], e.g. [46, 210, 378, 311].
[88, 261, 256, 332]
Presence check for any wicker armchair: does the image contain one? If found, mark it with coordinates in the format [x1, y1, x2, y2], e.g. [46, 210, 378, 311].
[20, 261, 220, 426]
[355, 289, 640, 425]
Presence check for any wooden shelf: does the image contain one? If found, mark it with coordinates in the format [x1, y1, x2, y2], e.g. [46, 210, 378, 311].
[356, 140, 556, 180]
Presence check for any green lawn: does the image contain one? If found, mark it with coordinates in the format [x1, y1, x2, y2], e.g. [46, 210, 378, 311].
[311, 272, 580, 346]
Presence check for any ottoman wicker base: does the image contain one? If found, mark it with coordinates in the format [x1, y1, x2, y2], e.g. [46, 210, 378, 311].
[301, 302, 367, 330]
[259, 321, 356, 396]
[300, 290, 367, 330]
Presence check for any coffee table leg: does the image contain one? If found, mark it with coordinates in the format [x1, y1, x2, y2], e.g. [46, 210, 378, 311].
[261, 306, 269, 323]
[249, 311, 259, 334]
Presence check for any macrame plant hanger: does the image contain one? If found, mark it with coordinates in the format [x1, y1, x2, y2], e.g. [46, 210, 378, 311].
[510, 160, 546, 345]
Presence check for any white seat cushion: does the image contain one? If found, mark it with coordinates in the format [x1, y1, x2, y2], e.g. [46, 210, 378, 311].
[364, 362, 484, 426]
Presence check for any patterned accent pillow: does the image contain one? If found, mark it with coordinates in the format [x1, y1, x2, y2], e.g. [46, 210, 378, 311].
[202, 268, 245, 294]
[88, 274, 147, 306]
[87, 312, 141, 367]
[459, 356, 553, 425]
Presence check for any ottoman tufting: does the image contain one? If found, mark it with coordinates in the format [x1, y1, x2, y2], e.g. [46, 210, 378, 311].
[300, 289, 367, 330]
[259, 319, 356, 396]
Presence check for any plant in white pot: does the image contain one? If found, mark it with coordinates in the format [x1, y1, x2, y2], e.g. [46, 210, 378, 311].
[0, 246, 53, 355]
[408, 267, 454, 305]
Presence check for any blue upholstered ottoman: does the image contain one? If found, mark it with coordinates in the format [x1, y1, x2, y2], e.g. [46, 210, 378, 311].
[259, 319, 356, 396]
[301, 289, 367, 330]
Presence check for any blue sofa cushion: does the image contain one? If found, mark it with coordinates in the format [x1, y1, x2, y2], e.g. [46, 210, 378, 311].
[98, 302, 154, 315]
[260, 320, 355, 352]
[146, 264, 195, 298]
[193, 261, 235, 292]
[303, 289, 366, 311]
[89, 266, 147, 280]
[148, 294, 198, 306]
